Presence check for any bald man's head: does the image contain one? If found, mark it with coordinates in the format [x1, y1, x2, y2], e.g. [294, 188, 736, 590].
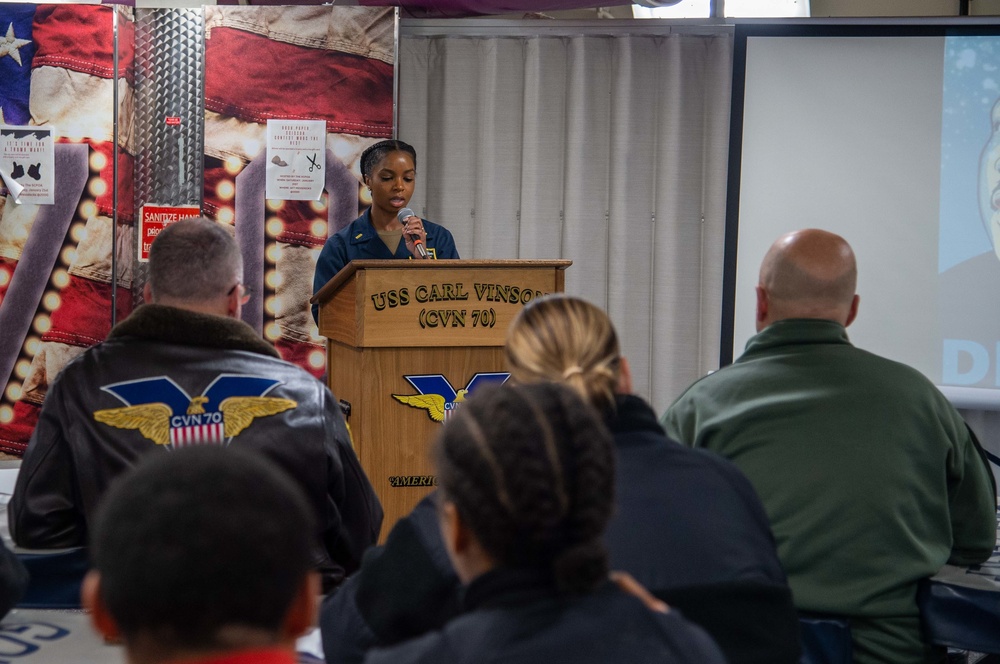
[755, 229, 859, 332]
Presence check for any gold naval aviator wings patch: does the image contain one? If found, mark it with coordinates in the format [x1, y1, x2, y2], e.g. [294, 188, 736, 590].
[94, 397, 297, 446]
[93, 375, 298, 447]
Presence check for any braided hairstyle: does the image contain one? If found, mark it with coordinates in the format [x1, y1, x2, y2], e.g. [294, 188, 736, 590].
[434, 382, 615, 593]
[360, 139, 417, 180]
[505, 295, 621, 415]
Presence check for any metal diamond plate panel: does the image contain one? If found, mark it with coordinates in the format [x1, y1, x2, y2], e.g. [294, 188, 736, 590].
[132, 8, 205, 300]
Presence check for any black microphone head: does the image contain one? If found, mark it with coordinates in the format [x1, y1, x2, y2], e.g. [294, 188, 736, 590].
[397, 208, 415, 223]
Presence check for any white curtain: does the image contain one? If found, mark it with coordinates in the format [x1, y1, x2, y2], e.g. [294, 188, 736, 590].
[398, 22, 733, 412]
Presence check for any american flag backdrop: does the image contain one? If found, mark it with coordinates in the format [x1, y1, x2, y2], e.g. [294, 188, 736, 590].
[0, 4, 394, 456]
[0, 4, 135, 457]
[202, 6, 394, 379]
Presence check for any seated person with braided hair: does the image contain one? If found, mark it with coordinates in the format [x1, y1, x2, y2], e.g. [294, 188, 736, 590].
[365, 382, 725, 664]
[502, 294, 800, 664]
[321, 297, 799, 664]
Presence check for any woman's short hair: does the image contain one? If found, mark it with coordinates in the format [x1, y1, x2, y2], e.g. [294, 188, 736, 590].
[505, 295, 621, 414]
[359, 139, 417, 180]
[434, 382, 615, 593]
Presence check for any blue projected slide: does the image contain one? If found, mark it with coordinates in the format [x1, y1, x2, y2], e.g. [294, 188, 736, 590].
[939, 37, 1000, 391]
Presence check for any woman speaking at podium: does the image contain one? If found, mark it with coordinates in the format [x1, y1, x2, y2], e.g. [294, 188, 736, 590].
[312, 139, 460, 322]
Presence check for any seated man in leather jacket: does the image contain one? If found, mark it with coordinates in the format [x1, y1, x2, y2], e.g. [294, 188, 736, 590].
[9, 217, 382, 592]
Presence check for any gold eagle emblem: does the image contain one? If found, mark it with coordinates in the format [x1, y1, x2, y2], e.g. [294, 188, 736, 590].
[186, 396, 209, 414]
[391, 389, 467, 422]
[94, 396, 297, 445]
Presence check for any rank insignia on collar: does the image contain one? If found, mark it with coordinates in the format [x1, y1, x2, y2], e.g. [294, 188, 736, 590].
[93, 374, 296, 447]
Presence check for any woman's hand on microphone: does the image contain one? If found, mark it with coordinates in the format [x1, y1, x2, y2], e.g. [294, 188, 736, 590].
[401, 215, 429, 258]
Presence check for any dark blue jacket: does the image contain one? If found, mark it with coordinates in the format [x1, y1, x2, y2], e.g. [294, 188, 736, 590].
[323, 494, 457, 664]
[312, 209, 459, 322]
[606, 395, 800, 663]
[364, 569, 727, 664]
[322, 395, 800, 664]
[606, 394, 787, 587]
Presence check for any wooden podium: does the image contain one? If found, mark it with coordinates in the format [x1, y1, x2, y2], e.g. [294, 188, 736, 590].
[311, 259, 571, 535]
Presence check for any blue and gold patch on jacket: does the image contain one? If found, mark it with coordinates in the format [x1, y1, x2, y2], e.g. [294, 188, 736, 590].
[93, 374, 296, 448]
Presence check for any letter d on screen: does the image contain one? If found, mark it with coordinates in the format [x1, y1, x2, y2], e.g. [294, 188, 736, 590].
[942, 339, 990, 385]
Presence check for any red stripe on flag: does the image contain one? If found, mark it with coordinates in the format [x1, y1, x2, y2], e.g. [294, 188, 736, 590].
[42, 275, 134, 348]
[31, 6, 130, 80]
[205, 28, 393, 137]
[275, 198, 331, 249]
[274, 337, 325, 380]
[117, 14, 135, 84]
[0, 400, 40, 456]
[170, 424, 225, 447]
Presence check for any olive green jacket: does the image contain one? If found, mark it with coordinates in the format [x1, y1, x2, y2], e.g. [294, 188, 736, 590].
[662, 319, 996, 660]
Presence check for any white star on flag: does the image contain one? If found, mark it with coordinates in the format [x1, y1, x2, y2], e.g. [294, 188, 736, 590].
[0, 22, 31, 67]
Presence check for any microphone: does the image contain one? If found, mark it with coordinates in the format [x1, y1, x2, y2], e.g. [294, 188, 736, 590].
[397, 207, 428, 258]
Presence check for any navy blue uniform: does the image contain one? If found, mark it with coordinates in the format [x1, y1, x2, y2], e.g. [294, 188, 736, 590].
[312, 209, 459, 322]
[365, 569, 727, 664]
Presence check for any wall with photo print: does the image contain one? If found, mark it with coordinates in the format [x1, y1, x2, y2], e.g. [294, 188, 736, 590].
[0, 4, 395, 456]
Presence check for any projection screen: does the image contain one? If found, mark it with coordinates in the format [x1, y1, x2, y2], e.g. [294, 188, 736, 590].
[724, 23, 1000, 409]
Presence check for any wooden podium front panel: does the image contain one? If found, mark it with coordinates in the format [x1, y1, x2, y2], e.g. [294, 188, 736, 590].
[357, 265, 562, 347]
[328, 341, 505, 537]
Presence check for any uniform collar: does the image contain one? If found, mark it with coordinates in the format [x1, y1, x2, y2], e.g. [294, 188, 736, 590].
[741, 318, 852, 359]
[605, 394, 664, 439]
[348, 209, 413, 259]
[348, 209, 377, 245]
